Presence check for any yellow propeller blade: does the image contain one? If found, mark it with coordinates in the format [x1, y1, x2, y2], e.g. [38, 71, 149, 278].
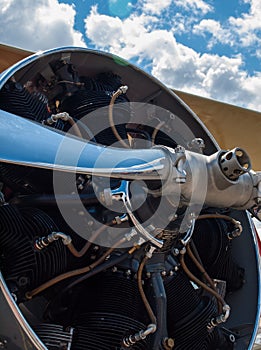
[0, 43, 32, 73]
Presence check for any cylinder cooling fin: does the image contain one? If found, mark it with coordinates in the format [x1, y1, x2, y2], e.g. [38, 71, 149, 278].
[0, 47, 260, 350]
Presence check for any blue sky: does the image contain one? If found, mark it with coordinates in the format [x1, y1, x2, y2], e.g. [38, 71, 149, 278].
[63, 0, 256, 71]
[0, 0, 260, 111]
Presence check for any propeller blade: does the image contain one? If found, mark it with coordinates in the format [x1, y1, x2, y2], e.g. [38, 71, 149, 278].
[0, 110, 167, 180]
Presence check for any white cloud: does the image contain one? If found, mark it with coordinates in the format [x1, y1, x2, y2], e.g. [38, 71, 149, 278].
[141, 0, 172, 15]
[240, 72, 261, 111]
[193, 19, 232, 48]
[139, 0, 213, 16]
[85, 5, 158, 57]
[174, 0, 213, 15]
[85, 5, 261, 111]
[193, 0, 261, 52]
[0, 0, 86, 51]
[256, 49, 261, 59]
[85, 6, 123, 49]
[155, 51, 261, 110]
[228, 0, 261, 47]
[140, 0, 213, 34]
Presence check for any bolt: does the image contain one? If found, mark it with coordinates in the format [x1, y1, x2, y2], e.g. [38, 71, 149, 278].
[175, 178, 186, 184]
[173, 248, 179, 256]
[11, 293, 17, 302]
[229, 334, 236, 343]
[161, 271, 167, 276]
[168, 214, 177, 221]
[175, 145, 185, 154]
[18, 276, 28, 287]
[112, 266, 117, 272]
[146, 272, 151, 278]
[180, 247, 186, 255]
[162, 337, 175, 349]
[0, 192, 5, 205]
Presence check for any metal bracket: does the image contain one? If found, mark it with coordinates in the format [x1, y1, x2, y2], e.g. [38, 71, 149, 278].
[103, 180, 164, 249]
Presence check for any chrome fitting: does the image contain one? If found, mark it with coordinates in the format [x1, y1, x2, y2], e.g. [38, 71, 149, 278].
[207, 304, 231, 329]
[45, 112, 72, 125]
[118, 85, 128, 94]
[145, 246, 157, 259]
[124, 228, 138, 242]
[34, 232, 72, 250]
[122, 324, 156, 348]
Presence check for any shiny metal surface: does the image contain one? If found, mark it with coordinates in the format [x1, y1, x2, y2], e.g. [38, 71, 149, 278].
[247, 215, 261, 350]
[0, 109, 169, 180]
[0, 271, 47, 350]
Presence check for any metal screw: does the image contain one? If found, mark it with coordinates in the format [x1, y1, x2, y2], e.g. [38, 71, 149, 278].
[175, 145, 185, 154]
[173, 248, 179, 256]
[161, 271, 167, 276]
[162, 337, 175, 349]
[0, 192, 5, 205]
[175, 177, 186, 184]
[168, 214, 177, 221]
